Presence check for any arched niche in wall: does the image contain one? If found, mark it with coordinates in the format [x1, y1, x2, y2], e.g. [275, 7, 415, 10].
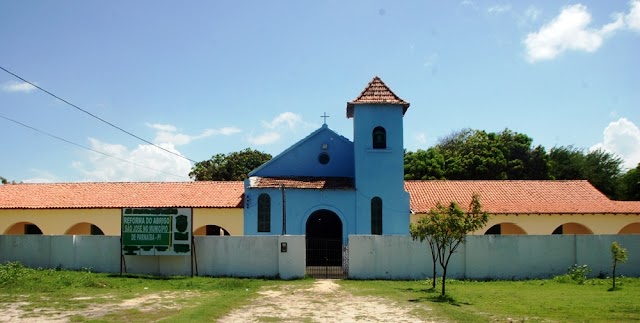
[484, 223, 527, 235]
[64, 222, 105, 235]
[551, 222, 593, 235]
[193, 224, 231, 236]
[4, 222, 43, 235]
[618, 222, 640, 234]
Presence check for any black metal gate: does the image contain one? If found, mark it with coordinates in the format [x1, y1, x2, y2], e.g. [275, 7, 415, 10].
[305, 237, 347, 278]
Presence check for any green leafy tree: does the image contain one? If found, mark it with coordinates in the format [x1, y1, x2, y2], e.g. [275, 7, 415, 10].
[415, 194, 489, 296]
[611, 241, 628, 290]
[404, 128, 550, 180]
[618, 163, 640, 201]
[548, 146, 585, 180]
[189, 148, 272, 181]
[584, 149, 623, 199]
[0, 176, 7, 185]
[548, 146, 623, 199]
[404, 149, 446, 180]
[410, 216, 440, 289]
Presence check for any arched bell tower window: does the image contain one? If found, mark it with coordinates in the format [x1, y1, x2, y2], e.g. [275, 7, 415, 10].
[371, 197, 382, 235]
[257, 193, 271, 232]
[372, 126, 386, 149]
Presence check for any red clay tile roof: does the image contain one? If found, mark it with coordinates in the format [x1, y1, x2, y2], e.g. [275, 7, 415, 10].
[0, 182, 244, 209]
[347, 76, 410, 118]
[405, 180, 640, 214]
[2, 180, 639, 214]
[250, 177, 354, 189]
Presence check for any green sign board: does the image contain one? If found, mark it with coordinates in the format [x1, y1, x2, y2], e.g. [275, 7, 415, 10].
[122, 215, 172, 246]
[121, 208, 191, 256]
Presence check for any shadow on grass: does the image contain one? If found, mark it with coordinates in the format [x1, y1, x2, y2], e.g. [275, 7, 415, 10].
[401, 287, 470, 306]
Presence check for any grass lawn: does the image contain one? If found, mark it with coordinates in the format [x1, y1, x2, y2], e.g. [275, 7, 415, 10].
[340, 277, 640, 322]
[1, 261, 638, 322]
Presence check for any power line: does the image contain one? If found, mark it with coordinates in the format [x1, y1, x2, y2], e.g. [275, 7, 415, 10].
[0, 114, 190, 180]
[0, 65, 197, 163]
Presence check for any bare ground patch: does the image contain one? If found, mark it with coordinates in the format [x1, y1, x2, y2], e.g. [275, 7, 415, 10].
[220, 280, 437, 322]
[0, 291, 202, 322]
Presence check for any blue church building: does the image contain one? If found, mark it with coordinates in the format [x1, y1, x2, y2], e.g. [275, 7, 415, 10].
[243, 77, 411, 260]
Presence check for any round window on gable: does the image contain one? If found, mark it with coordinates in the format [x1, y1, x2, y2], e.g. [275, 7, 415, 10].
[318, 152, 330, 165]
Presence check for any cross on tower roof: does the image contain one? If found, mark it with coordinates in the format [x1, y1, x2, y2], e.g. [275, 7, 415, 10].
[320, 112, 330, 125]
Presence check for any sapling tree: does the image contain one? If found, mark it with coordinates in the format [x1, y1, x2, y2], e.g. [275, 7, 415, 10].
[414, 194, 489, 296]
[410, 215, 439, 289]
[611, 241, 628, 290]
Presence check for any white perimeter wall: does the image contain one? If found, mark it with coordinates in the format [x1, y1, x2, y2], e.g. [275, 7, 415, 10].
[1, 235, 638, 280]
[0, 235, 305, 279]
[348, 235, 640, 279]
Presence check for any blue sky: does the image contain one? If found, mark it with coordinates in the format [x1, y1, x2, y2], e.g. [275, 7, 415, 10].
[1, 0, 639, 182]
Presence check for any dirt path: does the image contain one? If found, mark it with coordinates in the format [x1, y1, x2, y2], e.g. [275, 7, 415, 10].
[220, 280, 437, 322]
[1, 281, 437, 322]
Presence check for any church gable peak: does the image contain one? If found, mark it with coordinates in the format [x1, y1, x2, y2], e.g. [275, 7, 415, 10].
[346, 76, 410, 118]
[248, 125, 354, 179]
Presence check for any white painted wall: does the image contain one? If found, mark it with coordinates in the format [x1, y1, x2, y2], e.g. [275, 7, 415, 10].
[1, 235, 638, 279]
[348, 235, 640, 279]
[277, 235, 306, 279]
[0, 235, 306, 278]
[195, 236, 278, 277]
[0, 235, 121, 272]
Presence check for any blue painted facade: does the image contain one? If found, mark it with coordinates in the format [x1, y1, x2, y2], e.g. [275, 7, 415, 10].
[243, 79, 410, 242]
[352, 104, 410, 236]
[249, 125, 355, 178]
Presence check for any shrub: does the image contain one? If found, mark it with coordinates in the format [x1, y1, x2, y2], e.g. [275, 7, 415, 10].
[568, 264, 591, 284]
[555, 264, 591, 284]
[0, 261, 26, 287]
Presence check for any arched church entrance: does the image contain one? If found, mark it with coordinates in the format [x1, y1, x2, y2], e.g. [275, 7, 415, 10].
[305, 209, 345, 278]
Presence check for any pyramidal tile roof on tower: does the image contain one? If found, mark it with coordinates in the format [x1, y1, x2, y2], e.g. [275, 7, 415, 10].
[347, 76, 410, 118]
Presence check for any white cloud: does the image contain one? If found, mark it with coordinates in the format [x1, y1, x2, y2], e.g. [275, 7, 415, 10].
[627, 0, 640, 31]
[1, 81, 37, 93]
[68, 122, 242, 182]
[148, 123, 177, 132]
[415, 133, 427, 145]
[524, 4, 625, 62]
[249, 112, 315, 146]
[147, 123, 241, 146]
[423, 53, 438, 69]
[524, 5, 541, 22]
[590, 118, 640, 169]
[73, 138, 192, 182]
[217, 127, 243, 136]
[247, 132, 281, 145]
[487, 4, 511, 15]
[460, 0, 478, 10]
[602, 13, 626, 34]
[22, 169, 59, 183]
[261, 112, 312, 130]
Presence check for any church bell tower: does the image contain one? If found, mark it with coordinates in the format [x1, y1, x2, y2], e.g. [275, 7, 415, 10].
[347, 76, 410, 235]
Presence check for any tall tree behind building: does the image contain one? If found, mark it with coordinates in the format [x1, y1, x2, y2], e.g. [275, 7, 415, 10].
[404, 128, 548, 180]
[189, 148, 272, 181]
[405, 129, 630, 200]
[619, 163, 640, 201]
[548, 146, 623, 199]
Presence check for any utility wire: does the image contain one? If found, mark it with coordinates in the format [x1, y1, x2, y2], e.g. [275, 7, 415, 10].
[0, 65, 197, 163]
[0, 114, 190, 180]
